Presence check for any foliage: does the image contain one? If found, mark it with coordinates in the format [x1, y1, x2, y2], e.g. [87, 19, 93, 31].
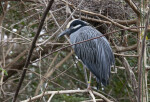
[0, 0, 150, 102]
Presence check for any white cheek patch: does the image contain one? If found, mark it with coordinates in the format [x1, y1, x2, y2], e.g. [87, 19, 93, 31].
[66, 19, 78, 28]
[67, 21, 72, 28]
[73, 24, 81, 29]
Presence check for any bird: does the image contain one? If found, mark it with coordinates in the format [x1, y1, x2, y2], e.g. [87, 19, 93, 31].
[58, 19, 115, 87]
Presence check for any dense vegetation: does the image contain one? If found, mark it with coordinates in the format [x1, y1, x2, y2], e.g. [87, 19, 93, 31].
[0, 0, 150, 102]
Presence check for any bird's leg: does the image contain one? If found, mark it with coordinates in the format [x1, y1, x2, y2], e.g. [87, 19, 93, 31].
[83, 65, 91, 89]
[87, 72, 92, 89]
[83, 65, 88, 86]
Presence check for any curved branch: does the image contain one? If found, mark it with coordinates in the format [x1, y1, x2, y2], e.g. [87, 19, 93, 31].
[21, 89, 113, 102]
[78, 10, 138, 32]
[124, 0, 140, 16]
[62, 0, 138, 32]
[74, 15, 137, 26]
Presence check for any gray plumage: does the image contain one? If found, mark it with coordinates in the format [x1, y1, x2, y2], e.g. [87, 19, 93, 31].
[70, 26, 114, 86]
[58, 19, 115, 86]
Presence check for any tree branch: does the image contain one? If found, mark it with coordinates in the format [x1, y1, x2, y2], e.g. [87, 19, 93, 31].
[122, 57, 138, 101]
[62, 0, 138, 32]
[0, 0, 37, 2]
[124, 0, 140, 16]
[114, 53, 138, 57]
[92, 91, 113, 102]
[21, 89, 113, 102]
[21, 90, 89, 102]
[115, 44, 137, 52]
[12, 0, 55, 101]
[74, 15, 137, 26]
[138, 5, 150, 102]
[3, 44, 60, 82]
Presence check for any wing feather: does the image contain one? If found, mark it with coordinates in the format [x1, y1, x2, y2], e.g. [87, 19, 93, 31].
[70, 26, 114, 86]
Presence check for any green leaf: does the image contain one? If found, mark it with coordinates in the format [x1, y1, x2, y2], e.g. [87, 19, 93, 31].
[0, 67, 8, 76]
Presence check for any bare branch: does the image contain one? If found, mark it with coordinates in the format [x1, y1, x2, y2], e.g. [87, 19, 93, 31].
[47, 93, 55, 102]
[124, 0, 140, 16]
[21, 90, 89, 102]
[89, 90, 96, 102]
[92, 91, 113, 102]
[79, 10, 137, 32]
[33, 27, 141, 64]
[12, 0, 55, 101]
[81, 99, 103, 102]
[122, 57, 138, 101]
[21, 89, 113, 102]
[115, 44, 137, 52]
[114, 53, 138, 57]
[0, 0, 37, 2]
[62, 0, 138, 32]
[138, 5, 150, 102]
[35, 51, 74, 95]
[74, 15, 137, 25]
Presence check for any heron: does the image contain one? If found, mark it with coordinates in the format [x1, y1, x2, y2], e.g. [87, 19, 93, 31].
[58, 19, 115, 87]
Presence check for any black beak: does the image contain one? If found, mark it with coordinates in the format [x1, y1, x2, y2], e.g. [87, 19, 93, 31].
[58, 28, 71, 38]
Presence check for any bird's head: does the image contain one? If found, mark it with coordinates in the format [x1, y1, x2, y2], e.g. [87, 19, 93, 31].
[58, 19, 88, 37]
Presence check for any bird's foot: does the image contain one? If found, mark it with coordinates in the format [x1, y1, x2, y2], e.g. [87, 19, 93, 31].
[87, 81, 91, 90]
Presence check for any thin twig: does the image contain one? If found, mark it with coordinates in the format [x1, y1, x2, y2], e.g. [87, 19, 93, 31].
[114, 53, 138, 57]
[62, 0, 138, 32]
[27, 69, 65, 89]
[47, 93, 55, 102]
[12, 0, 55, 102]
[39, 0, 84, 46]
[0, 26, 31, 41]
[74, 13, 137, 25]
[93, 91, 113, 102]
[32, 27, 143, 63]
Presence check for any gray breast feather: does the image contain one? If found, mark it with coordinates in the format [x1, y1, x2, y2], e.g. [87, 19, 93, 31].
[70, 26, 114, 86]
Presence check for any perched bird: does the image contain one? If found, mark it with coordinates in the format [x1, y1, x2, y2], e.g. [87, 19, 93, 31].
[58, 19, 115, 86]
